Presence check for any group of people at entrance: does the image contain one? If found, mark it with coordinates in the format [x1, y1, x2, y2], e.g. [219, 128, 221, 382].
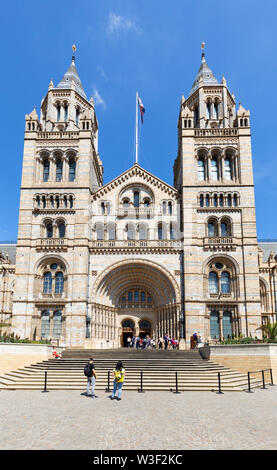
[84, 357, 125, 401]
[127, 334, 179, 349]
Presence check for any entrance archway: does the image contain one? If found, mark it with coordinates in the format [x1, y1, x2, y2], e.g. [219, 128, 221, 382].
[121, 319, 135, 347]
[92, 259, 181, 348]
[139, 320, 152, 339]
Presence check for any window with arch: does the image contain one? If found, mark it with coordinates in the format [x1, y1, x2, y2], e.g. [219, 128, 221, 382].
[75, 107, 80, 126]
[43, 272, 52, 294]
[207, 260, 235, 297]
[198, 158, 205, 181]
[120, 288, 153, 308]
[107, 223, 116, 240]
[134, 191, 140, 208]
[206, 101, 212, 119]
[58, 222, 66, 239]
[64, 103, 68, 122]
[96, 224, 104, 241]
[69, 158, 76, 182]
[211, 157, 219, 181]
[208, 271, 219, 294]
[260, 280, 268, 312]
[55, 272, 64, 294]
[56, 104, 61, 122]
[56, 158, 63, 182]
[139, 224, 147, 240]
[158, 223, 164, 240]
[46, 222, 53, 238]
[208, 219, 218, 237]
[224, 157, 232, 180]
[220, 219, 231, 237]
[43, 158, 50, 182]
[170, 222, 176, 240]
[127, 224, 135, 240]
[214, 101, 219, 119]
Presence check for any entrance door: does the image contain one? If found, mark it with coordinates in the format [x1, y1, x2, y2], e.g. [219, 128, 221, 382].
[121, 320, 135, 347]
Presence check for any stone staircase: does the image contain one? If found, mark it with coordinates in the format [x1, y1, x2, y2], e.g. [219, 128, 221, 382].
[0, 348, 264, 392]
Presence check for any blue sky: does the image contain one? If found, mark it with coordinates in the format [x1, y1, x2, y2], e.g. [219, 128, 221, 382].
[1, 0, 277, 240]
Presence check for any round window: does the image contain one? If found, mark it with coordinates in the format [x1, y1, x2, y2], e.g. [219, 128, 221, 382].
[215, 263, 223, 270]
[50, 263, 58, 270]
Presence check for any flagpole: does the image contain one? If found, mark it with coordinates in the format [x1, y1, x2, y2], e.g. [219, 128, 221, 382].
[135, 91, 138, 164]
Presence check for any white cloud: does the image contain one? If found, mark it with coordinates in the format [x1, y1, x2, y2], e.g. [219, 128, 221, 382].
[93, 86, 106, 110]
[107, 12, 141, 36]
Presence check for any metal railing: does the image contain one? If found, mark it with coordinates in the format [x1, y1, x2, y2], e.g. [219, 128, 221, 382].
[246, 369, 274, 393]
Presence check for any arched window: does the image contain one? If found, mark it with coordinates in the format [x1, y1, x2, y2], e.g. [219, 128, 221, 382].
[43, 159, 50, 182]
[170, 223, 176, 240]
[224, 157, 232, 180]
[198, 158, 205, 181]
[208, 221, 217, 237]
[107, 224, 114, 240]
[233, 194, 238, 207]
[162, 201, 167, 215]
[227, 194, 232, 207]
[69, 196, 74, 208]
[41, 311, 50, 339]
[194, 105, 199, 126]
[220, 221, 229, 237]
[96, 225, 104, 241]
[69, 158, 76, 182]
[58, 222, 65, 239]
[206, 101, 211, 119]
[53, 311, 62, 338]
[127, 224, 135, 240]
[221, 271, 231, 294]
[43, 272, 52, 294]
[260, 280, 268, 312]
[57, 104, 61, 122]
[209, 272, 219, 294]
[200, 195, 204, 207]
[213, 195, 218, 207]
[56, 158, 63, 182]
[134, 191, 139, 208]
[205, 195, 210, 207]
[64, 104, 68, 121]
[158, 223, 164, 240]
[168, 201, 172, 215]
[123, 198, 129, 208]
[211, 158, 219, 181]
[214, 101, 219, 119]
[219, 194, 224, 207]
[55, 272, 64, 294]
[141, 292, 146, 302]
[139, 224, 147, 240]
[46, 222, 53, 238]
[42, 196, 46, 209]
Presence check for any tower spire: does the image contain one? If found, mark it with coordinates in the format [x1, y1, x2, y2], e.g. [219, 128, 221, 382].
[201, 41, 205, 61]
[72, 43, 76, 63]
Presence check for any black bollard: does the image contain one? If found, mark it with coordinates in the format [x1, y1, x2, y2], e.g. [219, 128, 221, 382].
[216, 372, 224, 394]
[138, 371, 144, 393]
[270, 368, 274, 386]
[246, 371, 253, 393]
[174, 371, 181, 394]
[105, 371, 111, 393]
[261, 370, 267, 389]
[41, 370, 49, 393]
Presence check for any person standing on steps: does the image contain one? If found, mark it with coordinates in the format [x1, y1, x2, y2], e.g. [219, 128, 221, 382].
[111, 361, 126, 401]
[84, 357, 97, 397]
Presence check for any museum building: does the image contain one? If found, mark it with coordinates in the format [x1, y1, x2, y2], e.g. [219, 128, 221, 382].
[1, 47, 277, 349]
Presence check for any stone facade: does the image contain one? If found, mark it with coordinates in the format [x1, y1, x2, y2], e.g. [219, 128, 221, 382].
[3, 47, 277, 348]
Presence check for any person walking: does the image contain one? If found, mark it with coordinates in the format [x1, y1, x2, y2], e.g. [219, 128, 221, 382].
[84, 357, 97, 397]
[111, 361, 126, 401]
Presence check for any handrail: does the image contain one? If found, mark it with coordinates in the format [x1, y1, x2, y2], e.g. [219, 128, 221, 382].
[247, 368, 274, 393]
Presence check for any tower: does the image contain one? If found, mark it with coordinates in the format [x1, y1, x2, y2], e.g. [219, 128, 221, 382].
[174, 44, 261, 343]
[12, 46, 103, 345]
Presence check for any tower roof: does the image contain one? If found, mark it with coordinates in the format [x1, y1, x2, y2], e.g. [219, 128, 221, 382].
[56, 54, 87, 101]
[189, 50, 219, 96]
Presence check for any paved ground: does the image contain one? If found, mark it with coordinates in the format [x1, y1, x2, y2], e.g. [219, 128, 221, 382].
[0, 387, 277, 450]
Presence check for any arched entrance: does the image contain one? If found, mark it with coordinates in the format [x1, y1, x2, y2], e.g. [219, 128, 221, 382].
[121, 319, 135, 347]
[92, 259, 181, 348]
[139, 320, 152, 339]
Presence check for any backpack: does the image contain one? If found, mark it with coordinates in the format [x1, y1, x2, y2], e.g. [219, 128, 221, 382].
[114, 369, 124, 383]
[84, 363, 92, 377]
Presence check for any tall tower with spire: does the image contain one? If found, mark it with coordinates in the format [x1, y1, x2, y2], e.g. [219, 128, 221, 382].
[174, 44, 261, 343]
[12, 46, 103, 344]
